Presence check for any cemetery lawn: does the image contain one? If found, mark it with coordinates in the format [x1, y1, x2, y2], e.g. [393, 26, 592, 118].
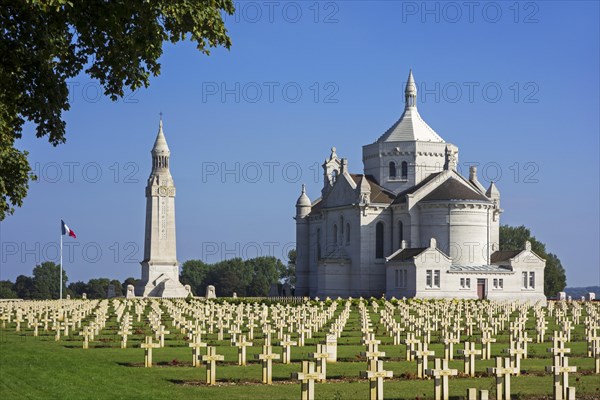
[1, 303, 600, 400]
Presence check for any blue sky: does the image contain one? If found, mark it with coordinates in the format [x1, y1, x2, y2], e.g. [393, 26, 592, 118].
[1, 1, 598, 288]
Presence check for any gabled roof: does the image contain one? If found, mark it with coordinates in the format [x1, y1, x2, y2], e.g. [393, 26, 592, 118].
[386, 247, 428, 262]
[308, 198, 322, 216]
[350, 174, 396, 204]
[490, 250, 522, 264]
[392, 172, 443, 204]
[420, 177, 490, 202]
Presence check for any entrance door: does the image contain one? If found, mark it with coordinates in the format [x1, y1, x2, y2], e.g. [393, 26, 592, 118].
[477, 279, 486, 299]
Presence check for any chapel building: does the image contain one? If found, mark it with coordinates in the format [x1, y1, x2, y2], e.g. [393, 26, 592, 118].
[294, 70, 546, 303]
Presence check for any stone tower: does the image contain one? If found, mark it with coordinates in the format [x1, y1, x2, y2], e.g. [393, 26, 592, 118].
[135, 119, 188, 297]
[362, 69, 456, 194]
[294, 184, 311, 296]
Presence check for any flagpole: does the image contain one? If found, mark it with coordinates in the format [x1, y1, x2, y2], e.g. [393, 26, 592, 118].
[60, 232, 63, 300]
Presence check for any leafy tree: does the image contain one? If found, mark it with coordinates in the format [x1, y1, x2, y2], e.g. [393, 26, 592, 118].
[86, 278, 110, 299]
[206, 258, 250, 297]
[281, 249, 297, 288]
[67, 281, 88, 298]
[122, 277, 137, 295]
[31, 261, 67, 299]
[0, 0, 234, 220]
[14, 275, 34, 299]
[181, 255, 293, 297]
[180, 260, 211, 296]
[544, 253, 567, 299]
[499, 225, 546, 255]
[109, 279, 123, 298]
[246, 257, 284, 296]
[499, 225, 567, 297]
[0, 280, 17, 298]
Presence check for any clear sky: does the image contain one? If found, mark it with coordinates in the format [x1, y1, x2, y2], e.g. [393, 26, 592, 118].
[1, 1, 598, 288]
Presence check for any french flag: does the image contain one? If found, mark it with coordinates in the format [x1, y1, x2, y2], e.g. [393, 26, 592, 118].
[61, 220, 77, 238]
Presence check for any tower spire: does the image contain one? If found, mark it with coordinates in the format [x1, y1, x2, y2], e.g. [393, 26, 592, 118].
[151, 116, 171, 172]
[405, 69, 417, 109]
[152, 116, 170, 156]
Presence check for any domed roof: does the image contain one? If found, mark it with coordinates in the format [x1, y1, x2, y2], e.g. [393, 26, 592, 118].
[296, 184, 311, 207]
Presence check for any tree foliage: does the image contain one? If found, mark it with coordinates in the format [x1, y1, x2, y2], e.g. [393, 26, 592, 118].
[245, 257, 284, 296]
[14, 275, 34, 299]
[109, 279, 123, 298]
[499, 224, 567, 297]
[4, 254, 292, 299]
[180, 259, 211, 296]
[122, 277, 137, 295]
[67, 281, 88, 298]
[0, 0, 234, 219]
[281, 249, 297, 288]
[31, 261, 67, 299]
[0, 280, 18, 298]
[86, 278, 111, 299]
[180, 256, 287, 297]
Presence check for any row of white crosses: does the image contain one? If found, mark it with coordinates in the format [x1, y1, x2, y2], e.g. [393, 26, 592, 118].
[77, 301, 110, 347]
[354, 304, 395, 400]
[157, 298, 341, 384]
[3, 297, 600, 399]
[192, 297, 343, 387]
[546, 331, 578, 400]
[117, 313, 133, 349]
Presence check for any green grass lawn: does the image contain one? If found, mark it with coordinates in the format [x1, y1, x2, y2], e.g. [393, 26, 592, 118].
[1, 300, 599, 399]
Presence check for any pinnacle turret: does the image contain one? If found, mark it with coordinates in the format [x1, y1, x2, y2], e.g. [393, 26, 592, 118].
[151, 118, 171, 172]
[296, 184, 311, 218]
[152, 118, 170, 156]
[405, 69, 417, 108]
[296, 184, 311, 207]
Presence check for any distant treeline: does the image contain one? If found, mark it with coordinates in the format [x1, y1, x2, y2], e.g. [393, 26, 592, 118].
[0, 261, 136, 299]
[0, 252, 296, 299]
[180, 255, 294, 297]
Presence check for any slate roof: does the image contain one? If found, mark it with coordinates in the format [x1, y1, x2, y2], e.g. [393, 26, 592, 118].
[377, 107, 444, 143]
[387, 248, 428, 262]
[308, 198, 322, 216]
[307, 174, 395, 217]
[350, 174, 396, 204]
[490, 250, 522, 264]
[392, 172, 443, 204]
[449, 265, 513, 273]
[420, 178, 490, 202]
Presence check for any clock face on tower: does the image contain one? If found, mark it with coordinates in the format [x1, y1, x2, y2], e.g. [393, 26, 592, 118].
[158, 186, 168, 196]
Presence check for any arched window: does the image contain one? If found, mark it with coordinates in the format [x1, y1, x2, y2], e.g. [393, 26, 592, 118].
[333, 224, 338, 246]
[375, 221, 384, 259]
[389, 162, 396, 178]
[340, 216, 344, 244]
[398, 221, 404, 247]
[346, 222, 350, 244]
[317, 229, 322, 259]
[401, 161, 408, 179]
